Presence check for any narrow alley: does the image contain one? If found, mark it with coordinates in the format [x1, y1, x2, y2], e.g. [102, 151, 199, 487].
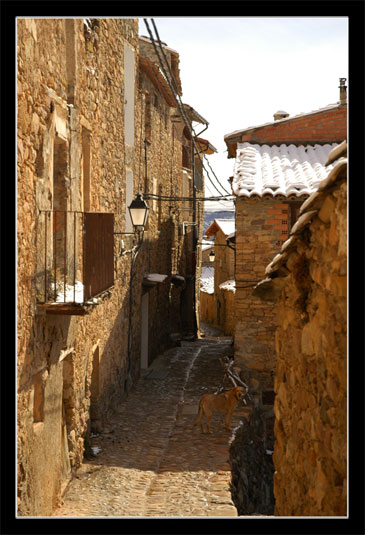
[53, 326, 251, 517]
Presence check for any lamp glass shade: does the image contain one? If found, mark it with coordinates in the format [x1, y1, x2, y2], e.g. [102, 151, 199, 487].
[128, 193, 149, 228]
[209, 250, 215, 262]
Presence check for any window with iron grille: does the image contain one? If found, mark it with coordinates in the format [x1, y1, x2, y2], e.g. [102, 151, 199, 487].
[36, 211, 114, 307]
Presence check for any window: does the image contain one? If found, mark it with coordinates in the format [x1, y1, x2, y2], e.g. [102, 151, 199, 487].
[182, 145, 191, 169]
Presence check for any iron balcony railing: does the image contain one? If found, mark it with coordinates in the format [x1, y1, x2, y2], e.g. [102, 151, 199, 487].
[36, 210, 114, 305]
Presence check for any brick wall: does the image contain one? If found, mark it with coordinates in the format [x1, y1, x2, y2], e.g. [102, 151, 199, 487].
[240, 106, 347, 146]
[235, 197, 298, 391]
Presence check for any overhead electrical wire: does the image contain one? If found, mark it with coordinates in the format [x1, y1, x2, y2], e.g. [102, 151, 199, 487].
[144, 18, 232, 199]
[143, 192, 234, 202]
[150, 17, 231, 196]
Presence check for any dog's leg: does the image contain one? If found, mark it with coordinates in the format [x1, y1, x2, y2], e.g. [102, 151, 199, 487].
[195, 405, 204, 432]
[224, 409, 233, 431]
[200, 408, 206, 433]
[206, 412, 212, 433]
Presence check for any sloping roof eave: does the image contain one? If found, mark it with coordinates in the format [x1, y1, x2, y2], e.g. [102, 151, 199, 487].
[139, 56, 177, 107]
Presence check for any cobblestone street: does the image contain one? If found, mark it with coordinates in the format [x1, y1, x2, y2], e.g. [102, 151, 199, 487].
[53, 325, 252, 517]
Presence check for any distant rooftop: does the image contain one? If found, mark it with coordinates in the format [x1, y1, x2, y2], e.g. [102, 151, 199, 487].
[206, 218, 235, 237]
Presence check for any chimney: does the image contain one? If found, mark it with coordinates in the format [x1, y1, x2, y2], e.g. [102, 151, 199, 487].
[273, 110, 289, 121]
[339, 78, 347, 105]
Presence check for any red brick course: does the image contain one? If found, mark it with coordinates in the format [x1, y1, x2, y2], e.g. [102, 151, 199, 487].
[239, 107, 347, 146]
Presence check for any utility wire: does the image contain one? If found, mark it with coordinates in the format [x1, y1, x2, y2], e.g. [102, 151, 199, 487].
[150, 18, 231, 196]
[203, 153, 232, 196]
[145, 18, 231, 198]
[143, 192, 234, 202]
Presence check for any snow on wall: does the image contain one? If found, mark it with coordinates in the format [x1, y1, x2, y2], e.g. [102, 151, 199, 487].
[219, 279, 236, 293]
[200, 266, 214, 294]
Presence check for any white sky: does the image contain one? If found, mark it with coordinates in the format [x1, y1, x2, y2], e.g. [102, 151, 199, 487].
[139, 17, 348, 212]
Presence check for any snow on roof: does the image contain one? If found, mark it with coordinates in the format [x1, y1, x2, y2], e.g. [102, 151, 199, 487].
[215, 219, 235, 236]
[206, 218, 235, 237]
[202, 240, 214, 251]
[232, 142, 338, 198]
[200, 266, 214, 294]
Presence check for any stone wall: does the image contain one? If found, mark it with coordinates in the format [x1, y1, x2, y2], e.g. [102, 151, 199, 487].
[203, 227, 235, 334]
[273, 181, 347, 516]
[137, 37, 198, 355]
[229, 407, 275, 516]
[220, 288, 235, 336]
[254, 153, 347, 516]
[199, 291, 217, 327]
[17, 18, 197, 517]
[17, 18, 142, 516]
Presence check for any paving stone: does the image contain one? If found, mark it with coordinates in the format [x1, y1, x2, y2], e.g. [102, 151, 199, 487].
[53, 334, 246, 517]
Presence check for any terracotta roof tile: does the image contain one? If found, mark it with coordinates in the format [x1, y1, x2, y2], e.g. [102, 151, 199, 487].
[232, 142, 338, 198]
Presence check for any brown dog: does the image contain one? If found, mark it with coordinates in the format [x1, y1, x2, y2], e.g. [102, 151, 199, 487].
[194, 386, 247, 433]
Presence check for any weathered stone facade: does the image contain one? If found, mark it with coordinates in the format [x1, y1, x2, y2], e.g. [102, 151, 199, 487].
[205, 220, 235, 335]
[199, 290, 216, 327]
[137, 38, 195, 358]
[17, 19, 206, 516]
[219, 287, 235, 336]
[17, 18, 141, 516]
[254, 146, 347, 515]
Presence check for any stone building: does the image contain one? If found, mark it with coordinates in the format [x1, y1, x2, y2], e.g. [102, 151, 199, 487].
[17, 18, 211, 516]
[204, 219, 235, 334]
[137, 35, 197, 357]
[254, 141, 347, 515]
[224, 87, 347, 395]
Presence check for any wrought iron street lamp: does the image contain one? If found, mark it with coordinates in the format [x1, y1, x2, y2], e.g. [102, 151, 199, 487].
[128, 193, 149, 231]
